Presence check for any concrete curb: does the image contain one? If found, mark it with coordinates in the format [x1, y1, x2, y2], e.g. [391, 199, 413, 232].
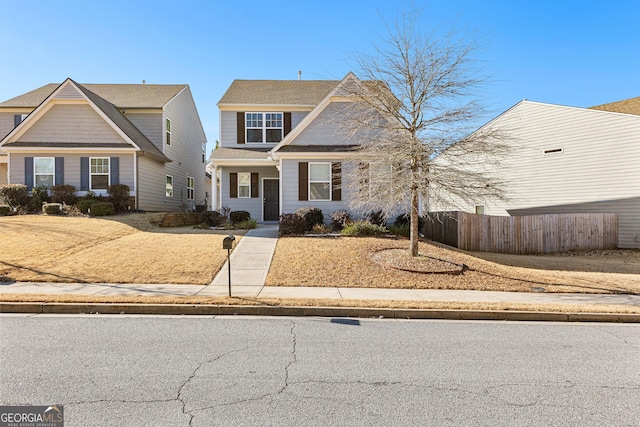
[2, 302, 639, 323]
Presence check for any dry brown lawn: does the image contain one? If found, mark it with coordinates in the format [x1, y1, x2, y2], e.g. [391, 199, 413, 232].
[0, 214, 245, 285]
[266, 236, 640, 294]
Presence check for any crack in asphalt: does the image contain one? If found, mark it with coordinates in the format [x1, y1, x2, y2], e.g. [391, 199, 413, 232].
[599, 327, 640, 350]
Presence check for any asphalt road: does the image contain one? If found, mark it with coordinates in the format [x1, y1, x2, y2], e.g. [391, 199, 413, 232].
[1, 315, 638, 426]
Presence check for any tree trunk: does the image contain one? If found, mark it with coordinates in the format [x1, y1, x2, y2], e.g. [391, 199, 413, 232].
[410, 187, 419, 256]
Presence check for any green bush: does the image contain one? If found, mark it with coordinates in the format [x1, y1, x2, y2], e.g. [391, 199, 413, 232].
[341, 221, 389, 237]
[365, 210, 387, 226]
[294, 206, 324, 231]
[108, 184, 130, 212]
[199, 210, 225, 227]
[30, 186, 51, 211]
[230, 210, 251, 224]
[388, 224, 410, 237]
[76, 199, 98, 214]
[50, 184, 78, 205]
[278, 213, 307, 236]
[42, 203, 62, 215]
[0, 205, 11, 216]
[330, 210, 352, 231]
[237, 218, 257, 230]
[0, 184, 29, 210]
[88, 202, 114, 216]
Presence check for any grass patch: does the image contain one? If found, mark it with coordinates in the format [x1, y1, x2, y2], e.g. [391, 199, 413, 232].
[0, 214, 245, 285]
[266, 236, 640, 294]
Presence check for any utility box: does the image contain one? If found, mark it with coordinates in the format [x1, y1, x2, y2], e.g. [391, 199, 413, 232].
[223, 235, 235, 250]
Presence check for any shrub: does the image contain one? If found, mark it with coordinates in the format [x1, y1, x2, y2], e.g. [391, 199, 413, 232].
[294, 206, 324, 231]
[88, 202, 114, 216]
[278, 213, 307, 236]
[0, 205, 11, 216]
[50, 184, 78, 205]
[237, 218, 257, 230]
[330, 210, 352, 231]
[230, 210, 251, 224]
[311, 223, 330, 234]
[219, 205, 231, 222]
[394, 213, 425, 231]
[341, 221, 389, 237]
[108, 184, 130, 212]
[30, 186, 51, 211]
[76, 199, 98, 214]
[42, 203, 62, 215]
[0, 184, 29, 210]
[388, 224, 410, 237]
[365, 209, 387, 226]
[199, 210, 225, 227]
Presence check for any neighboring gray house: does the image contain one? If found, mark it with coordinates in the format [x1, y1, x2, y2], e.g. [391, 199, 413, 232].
[0, 78, 208, 211]
[431, 97, 640, 249]
[210, 73, 370, 222]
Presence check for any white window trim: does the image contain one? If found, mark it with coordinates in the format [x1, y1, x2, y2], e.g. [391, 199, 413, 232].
[166, 118, 171, 145]
[166, 175, 173, 197]
[237, 172, 251, 198]
[308, 162, 331, 201]
[187, 176, 194, 200]
[89, 157, 110, 192]
[245, 112, 283, 144]
[34, 157, 55, 188]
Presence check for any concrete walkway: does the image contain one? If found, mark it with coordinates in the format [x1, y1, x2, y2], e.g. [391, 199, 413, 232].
[0, 224, 639, 308]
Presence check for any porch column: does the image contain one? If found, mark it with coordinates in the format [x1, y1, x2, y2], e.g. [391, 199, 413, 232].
[211, 167, 218, 211]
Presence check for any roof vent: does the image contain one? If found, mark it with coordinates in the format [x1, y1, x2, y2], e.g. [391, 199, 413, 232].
[142, 80, 146, 84]
[297, 70, 302, 81]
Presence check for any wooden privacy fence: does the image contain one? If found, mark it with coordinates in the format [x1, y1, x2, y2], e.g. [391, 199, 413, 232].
[424, 211, 618, 254]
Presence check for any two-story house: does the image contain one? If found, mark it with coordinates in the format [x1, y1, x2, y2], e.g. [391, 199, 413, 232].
[210, 72, 380, 222]
[0, 78, 208, 211]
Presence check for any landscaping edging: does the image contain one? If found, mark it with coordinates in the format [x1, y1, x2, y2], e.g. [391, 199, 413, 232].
[2, 302, 638, 323]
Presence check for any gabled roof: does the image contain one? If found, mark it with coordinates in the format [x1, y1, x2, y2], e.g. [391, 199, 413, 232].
[0, 79, 170, 162]
[0, 83, 186, 109]
[218, 80, 340, 106]
[590, 96, 640, 116]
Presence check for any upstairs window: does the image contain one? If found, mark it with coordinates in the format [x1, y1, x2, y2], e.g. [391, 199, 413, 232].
[14, 114, 28, 127]
[166, 118, 171, 145]
[90, 157, 110, 190]
[246, 112, 283, 143]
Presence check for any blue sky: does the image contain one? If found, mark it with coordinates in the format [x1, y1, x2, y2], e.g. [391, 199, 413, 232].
[1, 0, 638, 155]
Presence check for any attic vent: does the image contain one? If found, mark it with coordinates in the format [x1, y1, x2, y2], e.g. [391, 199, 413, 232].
[544, 148, 563, 154]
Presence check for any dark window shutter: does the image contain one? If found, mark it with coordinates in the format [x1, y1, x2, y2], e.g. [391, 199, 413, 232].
[80, 157, 89, 191]
[110, 157, 119, 185]
[229, 172, 238, 198]
[55, 157, 64, 185]
[24, 157, 34, 191]
[298, 162, 308, 201]
[14, 115, 22, 127]
[331, 162, 341, 201]
[251, 173, 259, 198]
[237, 112, 245, 144]
[284, 112, 292, 136]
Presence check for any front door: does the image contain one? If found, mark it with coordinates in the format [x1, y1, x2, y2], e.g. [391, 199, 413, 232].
[263, 179, 279, 221]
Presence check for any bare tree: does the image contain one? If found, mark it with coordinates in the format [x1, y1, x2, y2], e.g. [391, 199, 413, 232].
[338, 7, 511, 256]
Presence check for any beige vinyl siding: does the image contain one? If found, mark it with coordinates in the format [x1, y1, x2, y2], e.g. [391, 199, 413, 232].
[432, 101, 640, 248]
[17, 104, 125, 145]
[280, 158, 355, 222]
[0, 163, 7, 185]
[289, 102, 359, 146]
[126, 112, 163, 150]
[137, 156, 179, 211]
[52, 84, 83, 99]
[162, 87, 208, 208]
[220, 166, 279, 220]
[220, 110, 309, 147]
[0, 110, 33, 140]
[8, 152, 135, 192]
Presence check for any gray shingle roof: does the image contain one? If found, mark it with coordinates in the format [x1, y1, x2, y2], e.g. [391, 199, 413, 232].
[590, 96, 640, 116]
[0, 83, 186, 108]
[218, 80, 340, 106]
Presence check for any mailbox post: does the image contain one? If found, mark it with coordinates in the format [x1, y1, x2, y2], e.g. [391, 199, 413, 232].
[222, 235, 235, 296]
